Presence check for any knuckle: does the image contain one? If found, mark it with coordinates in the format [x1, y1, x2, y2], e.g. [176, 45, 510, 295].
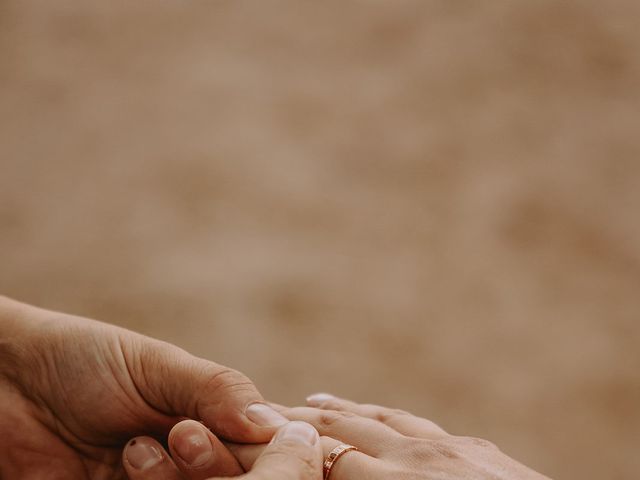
[400, 438, 462, 465]
[431, 439, 462, 460]
[400, 439, 439, 465]
[395, 436, 498, 469]
[317, 410, 356, 428]
[202, 364, 255, 396]
[459, 435, 499, 450]
[374, 408, 411, 424]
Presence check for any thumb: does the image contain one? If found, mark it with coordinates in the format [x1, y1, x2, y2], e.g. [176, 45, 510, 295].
[122, 333, 288, 442]
[241, 422, 322, 480]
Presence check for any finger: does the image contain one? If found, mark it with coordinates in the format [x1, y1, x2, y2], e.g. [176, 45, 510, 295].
[123, 436, 183, 480]
[228, 435, 376, 480]
[241, 421, 322, 480]
[317, 437, 378, 480]
[122, 335, 288, 443]
[267, 401, 288, 411]
[167, 419, 243, 479]
[306, 393, 448, 439]
[277, 406, 403, 457]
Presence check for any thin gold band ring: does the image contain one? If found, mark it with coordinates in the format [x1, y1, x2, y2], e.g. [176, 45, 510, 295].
[323, 444, 358, 480]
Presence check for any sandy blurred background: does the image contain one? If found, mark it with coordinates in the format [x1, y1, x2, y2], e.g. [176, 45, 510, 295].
[1, 1, 639, 478]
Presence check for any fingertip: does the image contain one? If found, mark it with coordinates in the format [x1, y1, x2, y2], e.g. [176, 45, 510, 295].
[248, 422, 322, 480]
[199, 405, 269, 443]
[306, 393, 336, 407]
[200, 399, 287, 443]
[168, 420, 213, 468]
[272, 421, 319, 446]
[124, 436, 164, 471]
[123, 436, 184, 480]
[246, 402, 289, 428]
[168, 419, 244, 476]
[227, 422, 322, 474]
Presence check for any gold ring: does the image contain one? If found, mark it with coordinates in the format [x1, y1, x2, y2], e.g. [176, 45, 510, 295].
[323, 444, 358, 480]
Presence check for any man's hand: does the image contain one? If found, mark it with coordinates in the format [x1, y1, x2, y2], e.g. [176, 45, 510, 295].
[0, 296, 287, 479]
[121, 420, 322, 480]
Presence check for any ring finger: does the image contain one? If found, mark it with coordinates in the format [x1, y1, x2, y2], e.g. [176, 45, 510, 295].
[227, 435, 378, 480]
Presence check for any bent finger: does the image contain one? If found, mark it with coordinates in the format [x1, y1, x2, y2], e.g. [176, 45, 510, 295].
[124, 337, 288, 443]
[306, 393, 448, 439]
[168, 419, 243, 479]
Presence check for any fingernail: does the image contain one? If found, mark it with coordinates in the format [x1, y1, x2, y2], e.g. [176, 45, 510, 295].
[173, 422, 213, 467]
[246, 402, 289, 427]
[126, 439, 163, 470]
[273, 421, 318, 446]
[306, 392, 335, 406]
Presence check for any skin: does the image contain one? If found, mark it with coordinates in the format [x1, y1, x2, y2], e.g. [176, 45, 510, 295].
[0, 296, 298, 480]
[122, 421, 322, 480]
[232, 395, 553, 480]
[0, 295, 550, 480]
[134, 396, 552, 480]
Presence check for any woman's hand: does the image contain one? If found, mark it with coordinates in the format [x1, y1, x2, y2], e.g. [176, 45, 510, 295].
[0, 296, 288, 479]
[228, 394, 552, 480]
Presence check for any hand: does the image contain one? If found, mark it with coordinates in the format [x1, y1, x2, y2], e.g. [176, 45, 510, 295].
[0, 296, 288, 479]
[121, 420, 322, 480]
[228, 394, 552, 480]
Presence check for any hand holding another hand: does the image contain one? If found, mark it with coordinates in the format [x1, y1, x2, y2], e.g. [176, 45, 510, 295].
[0, 296, 289, 479]
[124, 420, 322, 480]
[0, 296, 550, 480]
[139, 394, 551, 480]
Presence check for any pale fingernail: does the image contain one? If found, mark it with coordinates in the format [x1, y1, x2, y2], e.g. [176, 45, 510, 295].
[126, 439, 163, 470]
[273, 421, 318, 445]
[306, 392, 335, 406]
[246, 403, 289, 427]
[173, 422, 212, 467]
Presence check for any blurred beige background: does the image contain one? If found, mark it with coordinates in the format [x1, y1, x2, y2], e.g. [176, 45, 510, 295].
[1, 1, 639, 478]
